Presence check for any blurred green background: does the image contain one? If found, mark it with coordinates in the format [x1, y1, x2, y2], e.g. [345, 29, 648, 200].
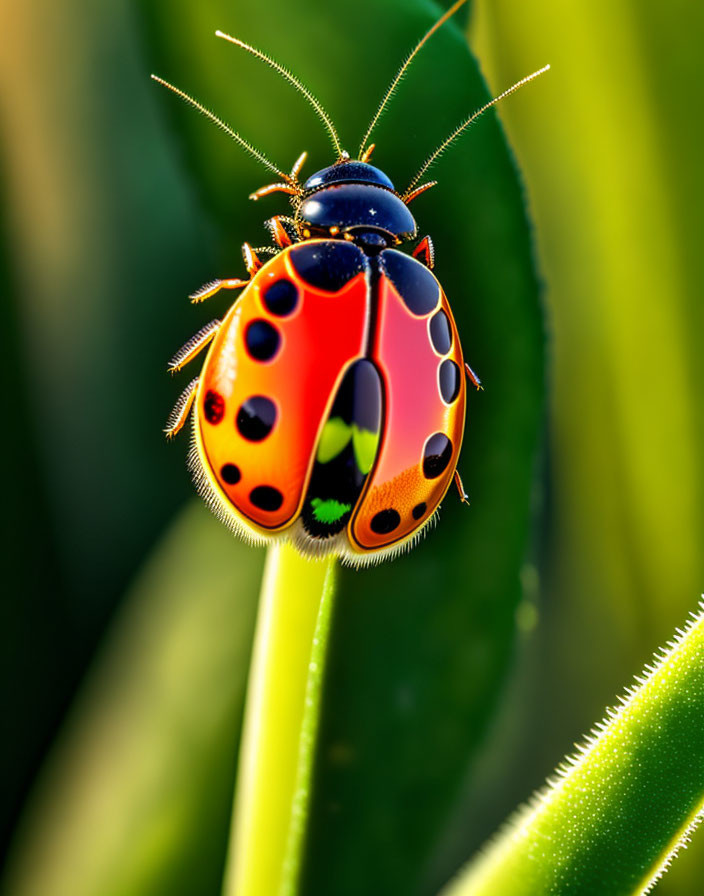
[1, 0, 703, 894]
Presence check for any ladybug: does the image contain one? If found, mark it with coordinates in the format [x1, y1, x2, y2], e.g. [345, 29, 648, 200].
[154, 2, 548, 565]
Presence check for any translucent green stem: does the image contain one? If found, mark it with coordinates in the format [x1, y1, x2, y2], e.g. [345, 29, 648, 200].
[221, 543, 336, 896]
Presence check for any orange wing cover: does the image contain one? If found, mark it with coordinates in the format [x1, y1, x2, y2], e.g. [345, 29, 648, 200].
[349, 249, 466, 555]
[193, 241, 370, 538]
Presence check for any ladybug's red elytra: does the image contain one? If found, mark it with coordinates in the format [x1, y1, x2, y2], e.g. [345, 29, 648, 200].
[156, 0, 548, 565]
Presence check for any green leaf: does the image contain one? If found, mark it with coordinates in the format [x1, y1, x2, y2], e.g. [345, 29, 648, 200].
[1, 503, 262, 896]
[441, 601, 704, 896]
[139, 0, 544, 891]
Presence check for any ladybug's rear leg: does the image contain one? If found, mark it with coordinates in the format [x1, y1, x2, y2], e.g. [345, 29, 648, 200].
[465, 362, 483, 391]
[165, 377, 198, 439]
[453, 469, 470, 505]
[168, 319, 220, 374]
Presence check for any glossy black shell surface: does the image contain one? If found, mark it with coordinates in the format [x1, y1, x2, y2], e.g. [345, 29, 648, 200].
[303, 161, 395, 192]
[298, 184, 417, 241]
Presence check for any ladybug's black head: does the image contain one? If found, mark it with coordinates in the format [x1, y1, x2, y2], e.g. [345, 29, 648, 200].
[302, 161, 394, 191]
[153, 10, 549, 262]
[297, 161, 417, 253]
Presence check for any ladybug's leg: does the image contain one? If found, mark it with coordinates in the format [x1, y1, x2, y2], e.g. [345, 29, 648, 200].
[267, 215, 294, 248]
[412, 235, 435, 269]
[465, 362, 483, 391]
[242, 242, 263, 275]
[404, 180, 438, 205]
[189, 242, 263, 305]
[189, 278, 247, 304]
[168, 319, 220, 374]
[289, 151, 308, 180]
[249, 182, 299, 201]
[164, 377, 199, 440]
[359, 143, 376, 164]
[453, 469, 470, 505]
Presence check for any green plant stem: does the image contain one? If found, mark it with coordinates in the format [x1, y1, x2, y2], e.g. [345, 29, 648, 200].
[279, 554, 337, 896]
[221, 543, 336, 896]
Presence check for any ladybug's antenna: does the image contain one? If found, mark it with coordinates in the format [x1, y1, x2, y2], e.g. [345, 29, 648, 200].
[150, 75, 292, 182]
[215, 31, 345, 160]
[358, 0, 469, 160]
[402, 65, 550, 200]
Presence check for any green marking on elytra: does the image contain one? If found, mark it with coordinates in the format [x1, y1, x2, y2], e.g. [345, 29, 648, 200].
[316, 417, 352, 464]
[316, 416, 380, 475]
[310, 497, 352, 524]
[352, 427, 380, 475]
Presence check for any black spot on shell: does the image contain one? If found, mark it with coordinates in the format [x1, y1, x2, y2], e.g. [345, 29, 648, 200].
[439, 359, 461, 404]
[370, 508, 401, 534]
[263, 279, 299, 316]
[245, 319, 280, 361]
[429, 310, 452, 354]
[289, 240, 366, 292]
[250, 485, 284, 512]
[236, 396, 277, 442]
[220, 463, 241, 485]
[203, 390, 225, 424]
[380, 248, 440, 315]
[422, 433, 453, 479]
[412, 502, 427, 520]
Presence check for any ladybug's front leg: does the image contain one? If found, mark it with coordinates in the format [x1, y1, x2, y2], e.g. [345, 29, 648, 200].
[189, 242, 263, 304]
[412, 235, 435, 269]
